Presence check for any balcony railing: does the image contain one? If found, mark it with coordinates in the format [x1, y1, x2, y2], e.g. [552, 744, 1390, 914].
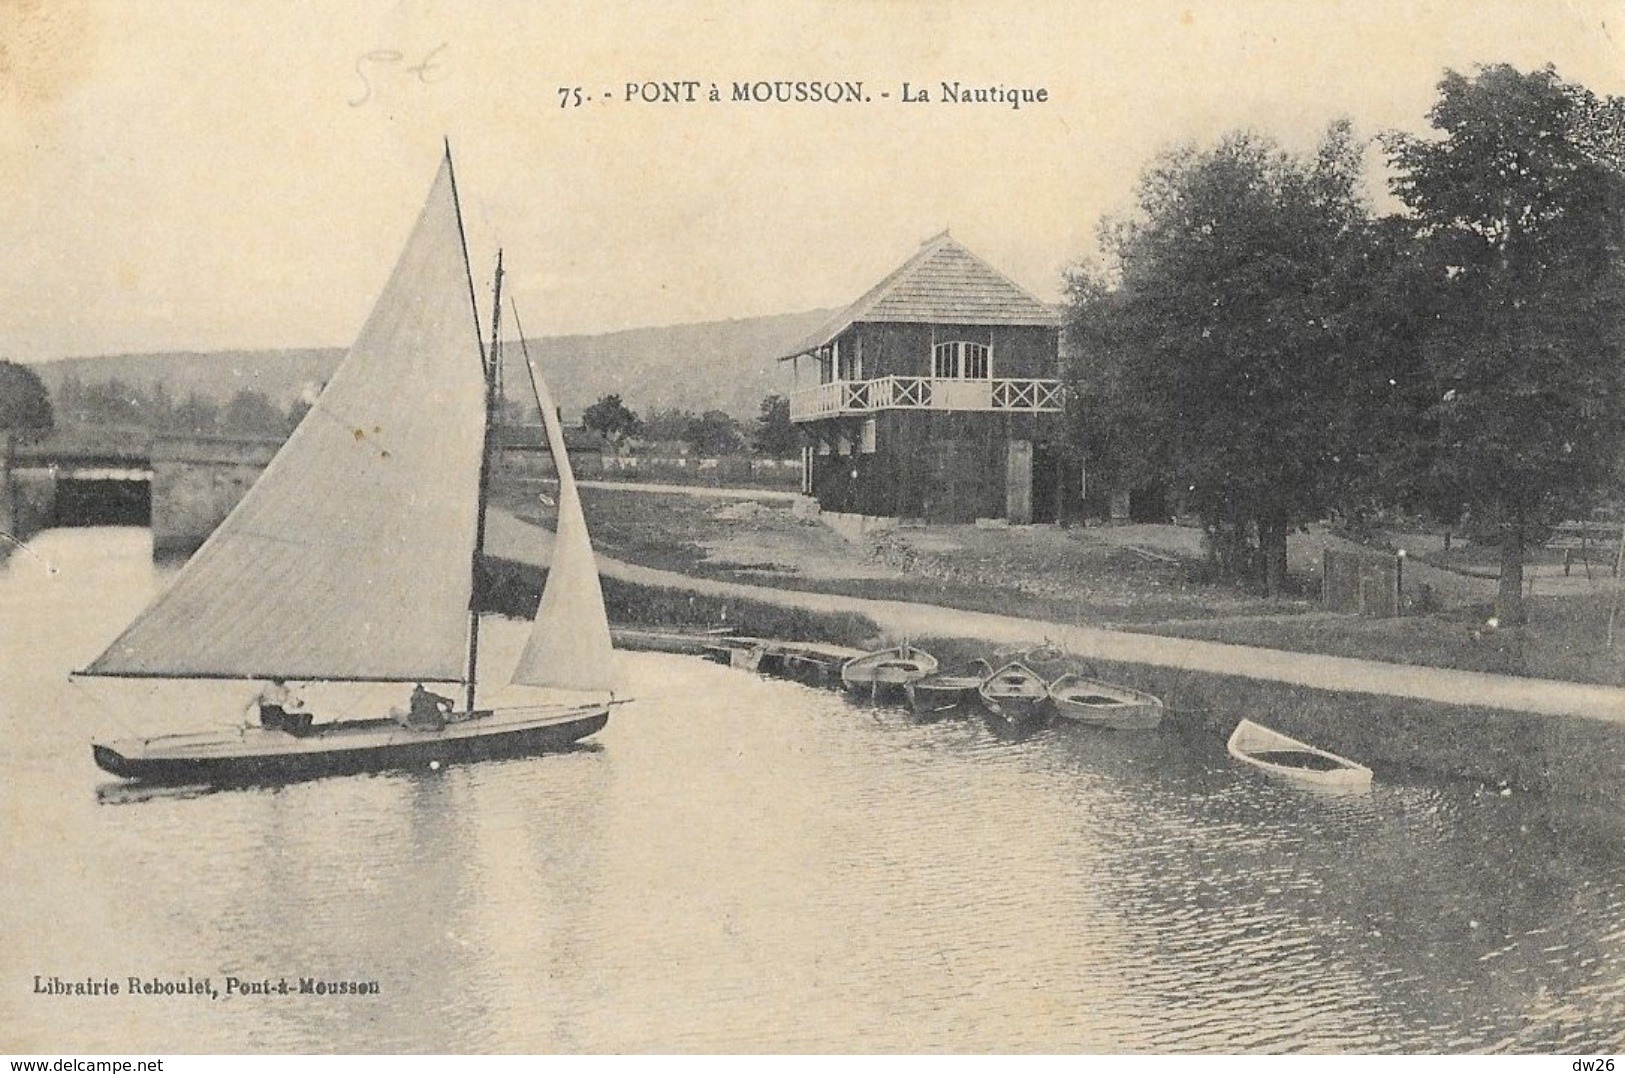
[789, 376, 1063, 421]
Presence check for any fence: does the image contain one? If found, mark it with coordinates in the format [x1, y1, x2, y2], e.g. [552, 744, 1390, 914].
[1322, 548, 1400, 617]
[497, 448, 802, 489]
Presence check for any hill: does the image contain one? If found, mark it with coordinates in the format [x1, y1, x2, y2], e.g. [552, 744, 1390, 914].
[28, 307, 835, 420]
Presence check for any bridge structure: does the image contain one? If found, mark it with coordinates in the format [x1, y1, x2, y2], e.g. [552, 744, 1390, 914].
[2, 428, 283, 554]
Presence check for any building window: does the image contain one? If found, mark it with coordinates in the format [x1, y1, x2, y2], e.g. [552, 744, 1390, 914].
[932, 340, 991, 380]
[818, 346, 834, 384]
[860, 418, 877, 454]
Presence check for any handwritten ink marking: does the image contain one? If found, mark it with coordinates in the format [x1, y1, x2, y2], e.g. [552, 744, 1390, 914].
[350, 44, 448, 107]
[405, 43, 448, 85]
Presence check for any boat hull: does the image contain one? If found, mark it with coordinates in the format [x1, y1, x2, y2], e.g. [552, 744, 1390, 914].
[980, 695, 1049, 728]
[904, 677, 980, 721]
[779, 651, 843, 685]
[1226, 718, 1371, 792]
[1048, 675, 1164, 731]
[978, 662, 1051, 731]
[93, 706, 609, 786]
[841, 645, 939, 700]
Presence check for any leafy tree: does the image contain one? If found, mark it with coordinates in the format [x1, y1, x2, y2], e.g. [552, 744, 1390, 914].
[172, 392, 220, 435]
[641, 407, 696, 443]
[1069, 123, 1377, 593]
[685, 409, 746, 456]
[1062, 266, 1166, 515]
[286, 384, 323, 431]
[1386, 64, 1625, 624]
[753, 393, 798, 457]
[77, 378, 146, 427]
[581, 393, 642, 449]
[222, 388, 288, 436]
[0, 360, 53, 439]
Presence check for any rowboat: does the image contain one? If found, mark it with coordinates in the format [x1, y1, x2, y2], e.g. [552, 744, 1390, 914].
[904, 659, 992, 721]
[774, 642, 866, 685]
[701, 638, 767, 671]
[1226, 719, 1372, 791]
[1048, 674, 1164, 730]
[612, 626, 736, 657]
[83, 147, 620, 785]
[977, 660, 1050, 728]
[841, 644, 939, 700]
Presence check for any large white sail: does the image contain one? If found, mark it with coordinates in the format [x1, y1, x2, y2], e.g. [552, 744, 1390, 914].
[505, 359, 618, 693]
[84, 156, 488, 681]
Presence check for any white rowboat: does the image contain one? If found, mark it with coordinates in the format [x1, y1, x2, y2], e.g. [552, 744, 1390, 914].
[1226, 718, 1372, 792]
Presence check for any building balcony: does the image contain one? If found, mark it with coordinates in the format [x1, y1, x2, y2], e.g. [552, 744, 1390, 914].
[789, 376, 1063, 422]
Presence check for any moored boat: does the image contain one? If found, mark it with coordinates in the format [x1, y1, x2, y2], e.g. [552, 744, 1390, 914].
[774, 642, 866, 685]
[841, 644, 939, 699]
[905, 659, 992, 721]
[977, 660, 1050, 729]
[1226, 718, 1372, 792]
[83, 147, 622, 785]
[612, 626, 736, 657]
[1048, 674, 1164, 731]
[701, 638, 767, 671]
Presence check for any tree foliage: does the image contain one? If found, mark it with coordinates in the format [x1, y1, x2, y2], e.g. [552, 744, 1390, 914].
[223, 389, 288, 436]
[753, 393, 798, 457]
[639, 407, 693, 444]
[1069, 123, 1378, 593]
[1386, 64, 1625, 623]
[0, 361, 54, 439]
[685, 409, 746, 456]
[581, 393, 642, 448]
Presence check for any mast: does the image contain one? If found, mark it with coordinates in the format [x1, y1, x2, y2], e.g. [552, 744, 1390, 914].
[465, 249, 503, 713]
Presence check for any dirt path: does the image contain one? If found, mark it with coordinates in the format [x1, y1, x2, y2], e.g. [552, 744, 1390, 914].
[576, 479, 801, 501]
[487, 509, 1625, 724]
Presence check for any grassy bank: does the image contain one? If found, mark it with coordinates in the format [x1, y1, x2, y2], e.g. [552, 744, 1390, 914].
[490, 479, 1625, 687]
[1137, 592, 1625, 686]
[477, 554, 882, 649]
[494, 481, 1313, 624]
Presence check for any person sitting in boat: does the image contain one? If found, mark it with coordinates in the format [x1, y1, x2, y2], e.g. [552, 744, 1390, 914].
[402, 682, 453, 731]
[249, 679, 313, 735]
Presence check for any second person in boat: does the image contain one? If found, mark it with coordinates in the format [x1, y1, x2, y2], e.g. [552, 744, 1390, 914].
[401, 683, 454, 730]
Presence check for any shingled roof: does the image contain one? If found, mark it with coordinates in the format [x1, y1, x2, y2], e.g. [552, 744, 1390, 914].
[778, 232, 1059, 360]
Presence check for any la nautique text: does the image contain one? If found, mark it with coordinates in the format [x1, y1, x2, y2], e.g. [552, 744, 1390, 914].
[559, 81, 1049, 109]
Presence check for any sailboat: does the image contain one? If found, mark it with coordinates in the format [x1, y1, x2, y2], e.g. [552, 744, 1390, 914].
[81, 148, 618, 784]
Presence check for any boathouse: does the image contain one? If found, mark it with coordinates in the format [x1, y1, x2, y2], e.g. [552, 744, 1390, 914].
[781, 232, 1064, 523]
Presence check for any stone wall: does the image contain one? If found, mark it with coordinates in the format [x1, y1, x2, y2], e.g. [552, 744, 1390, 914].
[1, 438, 56, 554]
[149, 435, 281, 557]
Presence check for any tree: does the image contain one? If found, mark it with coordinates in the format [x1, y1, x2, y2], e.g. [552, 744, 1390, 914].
[753, 393, 798, 457]
[685, 410, 746, 456]
[1070, 123, 1377, 593]
[173, 392, 220, 435]
[222, 388, 288, 436]
[641, 407, 696, 443]
[581, 393, 642, 449]
[1386, 65, 1625, 624]
[0, 360, 53, 440]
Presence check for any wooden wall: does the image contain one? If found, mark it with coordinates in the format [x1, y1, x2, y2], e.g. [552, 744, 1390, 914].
[804, 411, 1063, 523]
[845, 322, 1058, 379]
[803, 320, 1062, 521]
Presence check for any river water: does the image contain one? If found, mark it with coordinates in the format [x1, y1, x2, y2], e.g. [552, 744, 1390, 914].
[2, 527, 1623, 1053]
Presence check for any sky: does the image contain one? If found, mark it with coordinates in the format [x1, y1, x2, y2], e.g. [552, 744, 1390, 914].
[2, 0, 1623, 361]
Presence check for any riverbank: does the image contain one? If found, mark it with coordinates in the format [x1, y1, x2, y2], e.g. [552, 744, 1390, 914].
[489, 480, 1625, 688]
[480, 501, 1625, 815]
